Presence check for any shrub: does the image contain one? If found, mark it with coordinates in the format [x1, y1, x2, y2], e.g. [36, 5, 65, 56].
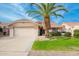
[64, 32, 71, 37]
[49, 32, 61, 37]
[74, 30, 79, 38]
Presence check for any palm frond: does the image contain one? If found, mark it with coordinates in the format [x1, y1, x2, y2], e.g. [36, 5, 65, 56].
[26, 3, 68, 21]
[48, 3, 56, 12]
[56, 8, 68, 12]
[31, 3, 44, 12]
[54, 5, 64, 9]
[49, 8, 68, 15]
[56, 14, 64, 18]
[32, 14, 43, 19]
[26, 10, 43, 16]
[49, 5, 66, 12]
[51, 12, 64, 18]
[41, 3, 46, 11]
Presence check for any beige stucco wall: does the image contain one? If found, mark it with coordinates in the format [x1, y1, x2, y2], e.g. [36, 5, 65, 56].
[62, 23, 72, 32]
[14, 28, 38, 37]
[9, 21, 38, 37]
[62, 23, 79, 36]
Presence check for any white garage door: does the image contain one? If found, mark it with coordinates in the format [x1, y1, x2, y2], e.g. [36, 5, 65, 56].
[14, 28, 38, 38]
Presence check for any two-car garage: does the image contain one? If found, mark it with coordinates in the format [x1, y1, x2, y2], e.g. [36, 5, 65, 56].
[0, 19, 38, 55]
[9, 19, 38, 38]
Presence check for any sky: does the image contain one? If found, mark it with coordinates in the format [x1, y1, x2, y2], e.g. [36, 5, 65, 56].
[0, 3, 79, 25]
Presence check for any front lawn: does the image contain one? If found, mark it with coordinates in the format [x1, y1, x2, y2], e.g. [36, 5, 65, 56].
[32, 37, 79, 51]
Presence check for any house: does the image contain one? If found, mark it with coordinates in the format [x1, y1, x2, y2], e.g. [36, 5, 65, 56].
[8, 19, 65, 37]
[62, 22, 79, 36]
[0, 22, 8, 28]
[0, 22, 9, 36]
[62, 22, 79, 31]
[8, 19, 38, 38]
[36, 21, 63, 31]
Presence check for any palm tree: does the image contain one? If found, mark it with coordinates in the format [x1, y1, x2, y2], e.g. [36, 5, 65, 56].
[26, 3, 68, 37]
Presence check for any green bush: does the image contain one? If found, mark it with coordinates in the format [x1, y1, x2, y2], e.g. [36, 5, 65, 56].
[74, 30, 79, 38]
[49, 32, 71, 37]
[49, 32, 61, 37]
[64, 32, 71, 37]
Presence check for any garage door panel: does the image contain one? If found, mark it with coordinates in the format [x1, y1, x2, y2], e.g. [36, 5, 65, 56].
[14, 28, 37, 37]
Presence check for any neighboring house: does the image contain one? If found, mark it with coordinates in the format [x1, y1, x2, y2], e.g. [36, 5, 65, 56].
[62, 22, 79, 31]
[0, 22, 9, 36]
[0, 22, 7, 28]
[8, 19, 38, 37]
[62, 22, 79, 36]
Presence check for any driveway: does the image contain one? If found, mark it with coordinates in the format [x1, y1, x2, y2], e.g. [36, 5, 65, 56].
[0, 36, 36, 56]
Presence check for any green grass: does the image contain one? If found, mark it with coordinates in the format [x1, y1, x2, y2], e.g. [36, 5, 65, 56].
[32, 37, 79, 51]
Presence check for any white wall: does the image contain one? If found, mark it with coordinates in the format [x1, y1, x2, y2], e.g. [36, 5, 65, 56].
[9, 27, 38, 38]
[62, 24, 72, 32]
[62, 24, 79, 36]
[9, 28, 14, 37]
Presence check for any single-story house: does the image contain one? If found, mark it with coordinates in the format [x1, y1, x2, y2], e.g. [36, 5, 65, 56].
[62, 22, 79, 36]
[9, 20, 61, 37]
[8, 19, 38, 38]
[7, 19, 79, 37]
[0, 22, 8, 28]
[0, 22, 9, 36]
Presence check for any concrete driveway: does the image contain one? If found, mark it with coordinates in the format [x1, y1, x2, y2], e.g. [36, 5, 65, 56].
[0, 36, 36, 56]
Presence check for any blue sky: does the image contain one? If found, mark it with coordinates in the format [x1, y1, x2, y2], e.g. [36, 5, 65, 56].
[0, 3, 79, 25]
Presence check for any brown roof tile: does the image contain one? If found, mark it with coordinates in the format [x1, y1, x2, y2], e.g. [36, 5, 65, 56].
[63, 22, 79, 27]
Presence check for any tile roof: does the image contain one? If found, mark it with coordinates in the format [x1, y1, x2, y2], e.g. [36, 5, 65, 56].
[36, 21, 56, 27]
[8, 19, 35, 26]
[63, 22, 79, 27]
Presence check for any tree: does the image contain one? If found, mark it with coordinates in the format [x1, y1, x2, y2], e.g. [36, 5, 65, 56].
[26, 3, 68, 37]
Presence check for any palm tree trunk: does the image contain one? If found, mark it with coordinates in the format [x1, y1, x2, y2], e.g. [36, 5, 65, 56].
[44, 15, 50, 37]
